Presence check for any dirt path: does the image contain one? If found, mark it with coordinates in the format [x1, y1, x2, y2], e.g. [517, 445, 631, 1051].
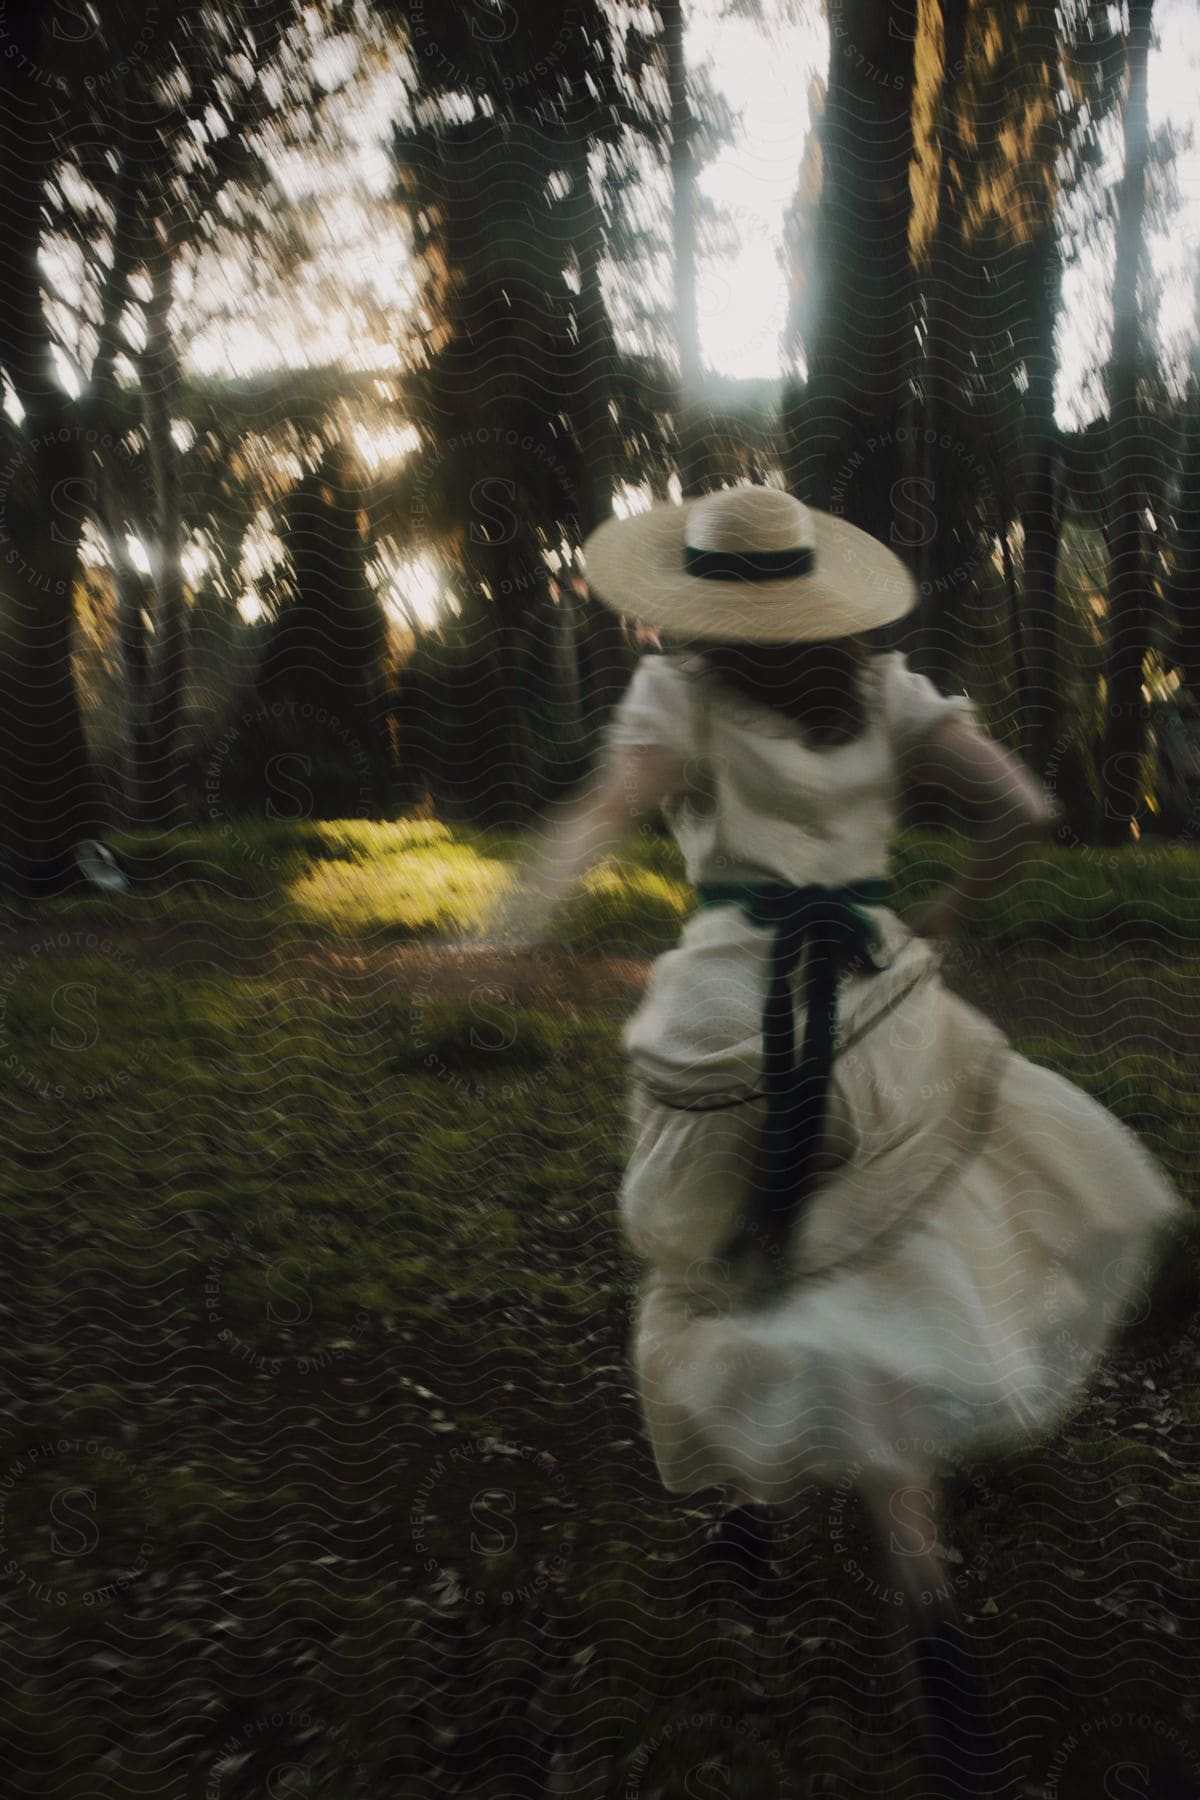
[1, 916, 654, 1003]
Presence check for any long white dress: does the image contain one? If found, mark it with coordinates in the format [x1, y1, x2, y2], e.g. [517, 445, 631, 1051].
[606, 649, 1185, 1505]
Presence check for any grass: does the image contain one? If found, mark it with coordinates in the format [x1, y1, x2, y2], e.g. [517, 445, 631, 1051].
[1, 819, 1198, 1795]
[13, 815, 1200, 950]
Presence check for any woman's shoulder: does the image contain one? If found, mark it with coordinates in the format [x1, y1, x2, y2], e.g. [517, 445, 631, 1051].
[873, 650, 981, 753]
[606, 651, 702, 755]
[610, 646, 980, 758]
[622, 651, 703, 712]
[656, 649, 708, 683]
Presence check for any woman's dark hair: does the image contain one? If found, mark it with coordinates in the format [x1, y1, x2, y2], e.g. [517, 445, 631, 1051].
[667, 633, 877, 748]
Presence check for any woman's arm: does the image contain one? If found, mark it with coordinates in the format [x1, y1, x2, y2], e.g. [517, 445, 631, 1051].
[484, 743, 686, 948]
[900, 717, 1053, 939]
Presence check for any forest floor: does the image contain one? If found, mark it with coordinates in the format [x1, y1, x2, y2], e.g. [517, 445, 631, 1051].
[1, 821, 1199, 1798]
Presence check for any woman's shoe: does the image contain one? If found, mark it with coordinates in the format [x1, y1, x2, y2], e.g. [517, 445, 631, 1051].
[909, 1608, 1004, 1797]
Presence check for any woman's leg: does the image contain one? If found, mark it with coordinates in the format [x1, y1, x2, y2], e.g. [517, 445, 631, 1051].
[858, 1469, 1002, 1796]
[857, 1465, 950, 1616]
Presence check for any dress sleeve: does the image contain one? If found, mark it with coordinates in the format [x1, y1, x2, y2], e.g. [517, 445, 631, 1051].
[877, 651, 982, 758]
[603, 653, 698, 763]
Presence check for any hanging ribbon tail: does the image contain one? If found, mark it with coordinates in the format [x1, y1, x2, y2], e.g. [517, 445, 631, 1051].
[785, 920, 842, 1211]
[698, 879, 890, 1277]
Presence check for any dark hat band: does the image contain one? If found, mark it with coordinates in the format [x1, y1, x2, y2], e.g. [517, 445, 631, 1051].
[684, 544, 816, 582]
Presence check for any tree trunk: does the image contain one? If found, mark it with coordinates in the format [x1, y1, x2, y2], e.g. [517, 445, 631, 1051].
[1000, 524, 1029, 745]
[912, 0, 969, 684]
[92, 492, 153, 842]
[1020, 228, 1064, 779]
[568, 127, 618, 540]
[141, 241, 189, 828]
[97, 467, 153, 826]
[565, 118, 630, 734]
[86, 94, 155, 827]
[1170, 382, 1200, 700]
[783, 0, 917, 532]
[662, 0, 705, 498]
[0, 37, 103, 873]
[544, 579, 584, 743]
[1099, 0, 1155, 843]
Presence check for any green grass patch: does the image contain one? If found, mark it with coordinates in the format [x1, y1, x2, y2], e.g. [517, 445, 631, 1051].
[9, 818, 1200, 951]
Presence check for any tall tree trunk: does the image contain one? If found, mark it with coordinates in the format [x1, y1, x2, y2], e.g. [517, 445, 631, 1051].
[86, 91, 154, 827]
[1099, 0, 1155, 843]
[783, 0, 917, 532]
[141, 240, 188, 828]
[662, 0, 704, 498]
[0, 34, 103, 875]
[1170, 383, 1200, 699]
[118, 574, 153, 823]
[94, 461, 153, 826]
[1020, 227, 1063, 777]
[913, 0, 969, 682]
[1001, 523, 1029, 742]
[545, 578, 585, 742]
[566, 119, 629, 735]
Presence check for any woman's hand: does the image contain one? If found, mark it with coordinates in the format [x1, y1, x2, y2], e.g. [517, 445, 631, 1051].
[480, 744, 687, 949]
[472, 889, 557, 955]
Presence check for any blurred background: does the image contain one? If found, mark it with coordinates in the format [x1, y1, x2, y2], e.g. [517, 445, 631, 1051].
[2, 0, 1199, 858]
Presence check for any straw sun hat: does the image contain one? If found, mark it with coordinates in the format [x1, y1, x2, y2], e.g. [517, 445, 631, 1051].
[581, 482, 917, 644]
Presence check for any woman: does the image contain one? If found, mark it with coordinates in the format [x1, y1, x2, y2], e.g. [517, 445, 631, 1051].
[489, 482, 1184, 1772]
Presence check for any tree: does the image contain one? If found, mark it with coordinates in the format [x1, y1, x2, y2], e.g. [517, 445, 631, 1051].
[386, 0, 671, 821]
[661, 0, 704, 498]
[0, 4, 108, 876]
[1098, 0, 1155, 842]
[77, 4, 303, 825]
[257, 445, 392, 798]
[1168, 370, 1200, 702]
[781, 1, 918, 541]
[1018, 226, 1064, 770]
[0, 0, 319, 860]
[892, 0, 1111, 705]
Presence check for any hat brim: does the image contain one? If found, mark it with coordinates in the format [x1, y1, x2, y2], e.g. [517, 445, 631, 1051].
[582, 499, 917, 643]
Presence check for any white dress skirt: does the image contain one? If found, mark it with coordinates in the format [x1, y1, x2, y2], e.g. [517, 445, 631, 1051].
[606, 649, 1186, 1505]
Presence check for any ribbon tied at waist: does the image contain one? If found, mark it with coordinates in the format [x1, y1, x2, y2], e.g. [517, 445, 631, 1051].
[694, 878, 891, 1269]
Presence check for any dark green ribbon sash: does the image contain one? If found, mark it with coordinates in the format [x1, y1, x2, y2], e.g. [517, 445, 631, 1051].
[694, 878, 891, 1262]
